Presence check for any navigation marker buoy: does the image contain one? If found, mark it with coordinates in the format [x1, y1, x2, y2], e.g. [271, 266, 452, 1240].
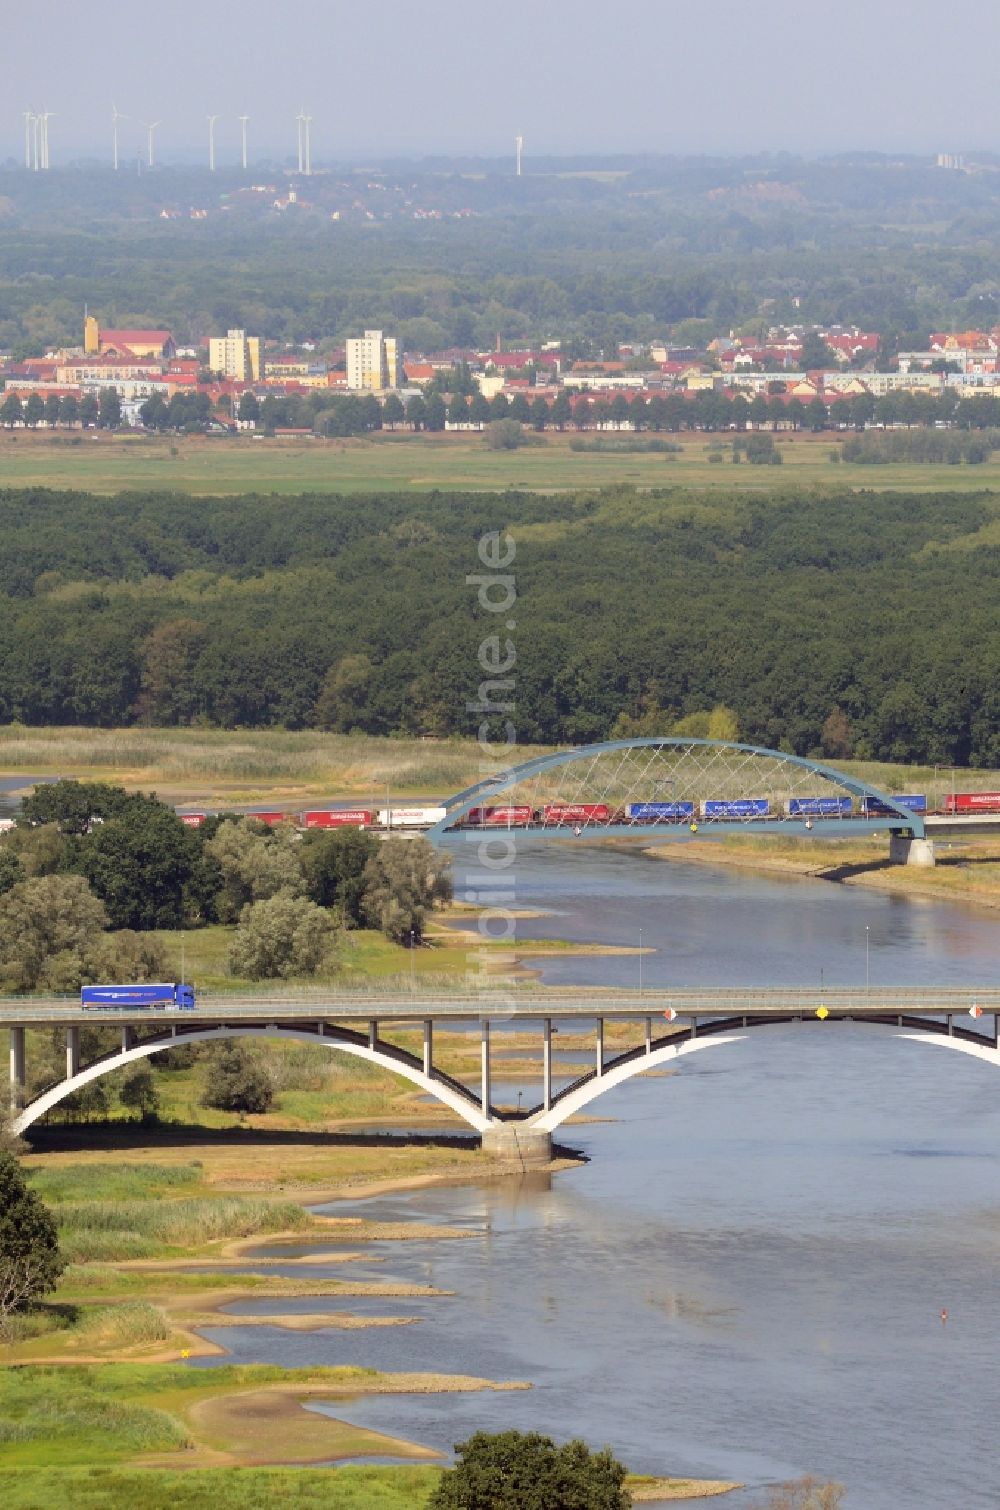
[815, 1006, 830, 1020]
[969, 1003, 983, 1018]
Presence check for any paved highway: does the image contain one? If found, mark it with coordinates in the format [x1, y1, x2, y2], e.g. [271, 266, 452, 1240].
[1, 986, 997, 1026]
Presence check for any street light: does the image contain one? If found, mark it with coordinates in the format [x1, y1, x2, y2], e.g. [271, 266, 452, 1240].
[865, 924, 870, 994]
[638, 928, 643, 993]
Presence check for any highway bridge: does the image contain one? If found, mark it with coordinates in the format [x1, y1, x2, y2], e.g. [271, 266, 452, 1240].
[7, 987, 999, 1161]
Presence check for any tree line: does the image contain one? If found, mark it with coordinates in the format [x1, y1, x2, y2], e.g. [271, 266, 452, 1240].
[10, 384, 1000, 442]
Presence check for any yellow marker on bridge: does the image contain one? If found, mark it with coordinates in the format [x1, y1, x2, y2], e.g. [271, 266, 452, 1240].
[815, 1006, 829, 1020]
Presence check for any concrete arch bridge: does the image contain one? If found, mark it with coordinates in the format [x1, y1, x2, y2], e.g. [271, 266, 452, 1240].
[428, 738, 936, 864]
[7, 989, 999, 1161]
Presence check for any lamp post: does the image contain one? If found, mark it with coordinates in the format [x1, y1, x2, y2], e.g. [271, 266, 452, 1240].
[638, 928, 643, 993]
[865, 924, 870, 994]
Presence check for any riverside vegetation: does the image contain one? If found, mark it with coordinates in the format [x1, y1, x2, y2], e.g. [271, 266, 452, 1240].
[0, 780, 452, 994]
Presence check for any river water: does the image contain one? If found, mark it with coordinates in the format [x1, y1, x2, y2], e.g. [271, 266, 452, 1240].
[195, 843, 1000, 1505]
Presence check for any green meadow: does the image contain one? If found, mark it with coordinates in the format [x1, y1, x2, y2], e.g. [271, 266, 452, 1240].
[5, 429, 1000, 494]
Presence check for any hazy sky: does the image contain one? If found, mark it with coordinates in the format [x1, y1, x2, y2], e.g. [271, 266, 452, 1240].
[6, 0, 1000, 164]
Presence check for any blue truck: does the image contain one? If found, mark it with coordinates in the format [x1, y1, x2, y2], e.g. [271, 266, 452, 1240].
[785, 796, 853, 817]
[860, 794, 928, 816]
[625, 801, 697, 821]
[700, 798, 770, 820]
[81, 982, 196, 1010]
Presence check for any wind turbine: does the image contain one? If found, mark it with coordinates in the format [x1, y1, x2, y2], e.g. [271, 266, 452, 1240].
[32, 112, 41, 170]
[23, 109, 34, 170]
[239, 114, 249, 171]
[295, 109, 305, 173]
[144, 121, 160, 169]
[303, 112, 312, 175]
[112, 103, 127, 171]
[207, 114, 219, 171]
[515, 133, 523, 177]
[40, 111, 54, 170]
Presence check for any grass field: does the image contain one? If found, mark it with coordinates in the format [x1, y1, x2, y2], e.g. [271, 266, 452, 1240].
[0, 726, 552, 805]
[1, 726, 997, 809]
[4, 428, 1000, 494]
[0, 1467, 439, 1509]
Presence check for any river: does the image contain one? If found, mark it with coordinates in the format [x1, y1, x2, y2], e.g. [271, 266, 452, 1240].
[183, 843, 1000, 1503]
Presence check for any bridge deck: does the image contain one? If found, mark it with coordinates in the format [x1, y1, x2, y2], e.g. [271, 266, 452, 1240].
[1, 987, 996, 1027]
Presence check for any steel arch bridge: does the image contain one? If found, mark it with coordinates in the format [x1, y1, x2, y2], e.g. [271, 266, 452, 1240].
[428, 737, 928, 843]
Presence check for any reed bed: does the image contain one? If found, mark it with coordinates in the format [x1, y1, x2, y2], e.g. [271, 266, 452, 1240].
[0, 726, 541, 800]
[29, 1163, 203, 1205]
[55, 1189, 309, 1250]
[76, 1302, 170, 1346]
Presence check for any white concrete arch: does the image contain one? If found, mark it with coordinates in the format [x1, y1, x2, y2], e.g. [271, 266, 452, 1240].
[526, 1019, 1000, 1134]
[12, 1024, 492, 1136]
[527, 1031, 747, 1133]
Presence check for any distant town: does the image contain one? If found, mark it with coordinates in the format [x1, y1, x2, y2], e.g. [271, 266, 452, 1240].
[3, 315, 1000, 436]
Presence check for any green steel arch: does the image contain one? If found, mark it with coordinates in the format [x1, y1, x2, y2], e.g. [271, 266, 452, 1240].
[429, 737, 927, 841]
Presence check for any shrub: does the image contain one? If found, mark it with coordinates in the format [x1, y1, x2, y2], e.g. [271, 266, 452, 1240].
[429, 1430, 630, 1510]
[201, 1042, 274, 1115]
[117, 1063, 160, 1123]
[486, 418, 526, 450]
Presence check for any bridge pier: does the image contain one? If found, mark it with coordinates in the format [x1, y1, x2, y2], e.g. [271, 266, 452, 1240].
[9, 1025, 25, 1110]
[481, 1124, 553, 1166]
[66, 1026, 80, 1079]
[542, 1018, 552, 1111]
[481, 1019, 491, 1114]
[889, 834, 936, 867]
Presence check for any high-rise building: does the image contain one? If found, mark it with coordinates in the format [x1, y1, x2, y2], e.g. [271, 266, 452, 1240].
[346, 329, 401, 391]
[209, 329, 263, 382]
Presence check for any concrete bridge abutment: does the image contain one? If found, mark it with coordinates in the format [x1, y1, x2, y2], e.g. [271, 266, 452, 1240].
[889, 834, 936, 867]
[481, 1124, 553, 1166]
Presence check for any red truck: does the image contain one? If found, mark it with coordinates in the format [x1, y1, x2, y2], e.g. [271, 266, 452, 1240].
[944, 792, 1000, 814]
[540, 803, 610, 825]
[301, 809, 375, 828]
[466, 805, 534, 826]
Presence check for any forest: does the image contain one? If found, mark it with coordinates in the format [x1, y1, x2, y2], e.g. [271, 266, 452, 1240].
[0, 484, 996, 767]
[5, 155, 1000, 353]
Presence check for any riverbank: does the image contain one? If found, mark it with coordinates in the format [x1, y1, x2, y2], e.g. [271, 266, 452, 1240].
[644, 832, 1000, 910]
[5, 1140, 743, 1503]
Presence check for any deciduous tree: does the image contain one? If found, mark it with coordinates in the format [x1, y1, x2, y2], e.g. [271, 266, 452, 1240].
[301, 827, 377, 922]
[78, 797, 199, 930]
[362, 835, 452, 944]
[0, 1152, 65, 1343]
[206, 819, 305, 923]
[0, 874, 108, 992]
[228, 892, 335, 980]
